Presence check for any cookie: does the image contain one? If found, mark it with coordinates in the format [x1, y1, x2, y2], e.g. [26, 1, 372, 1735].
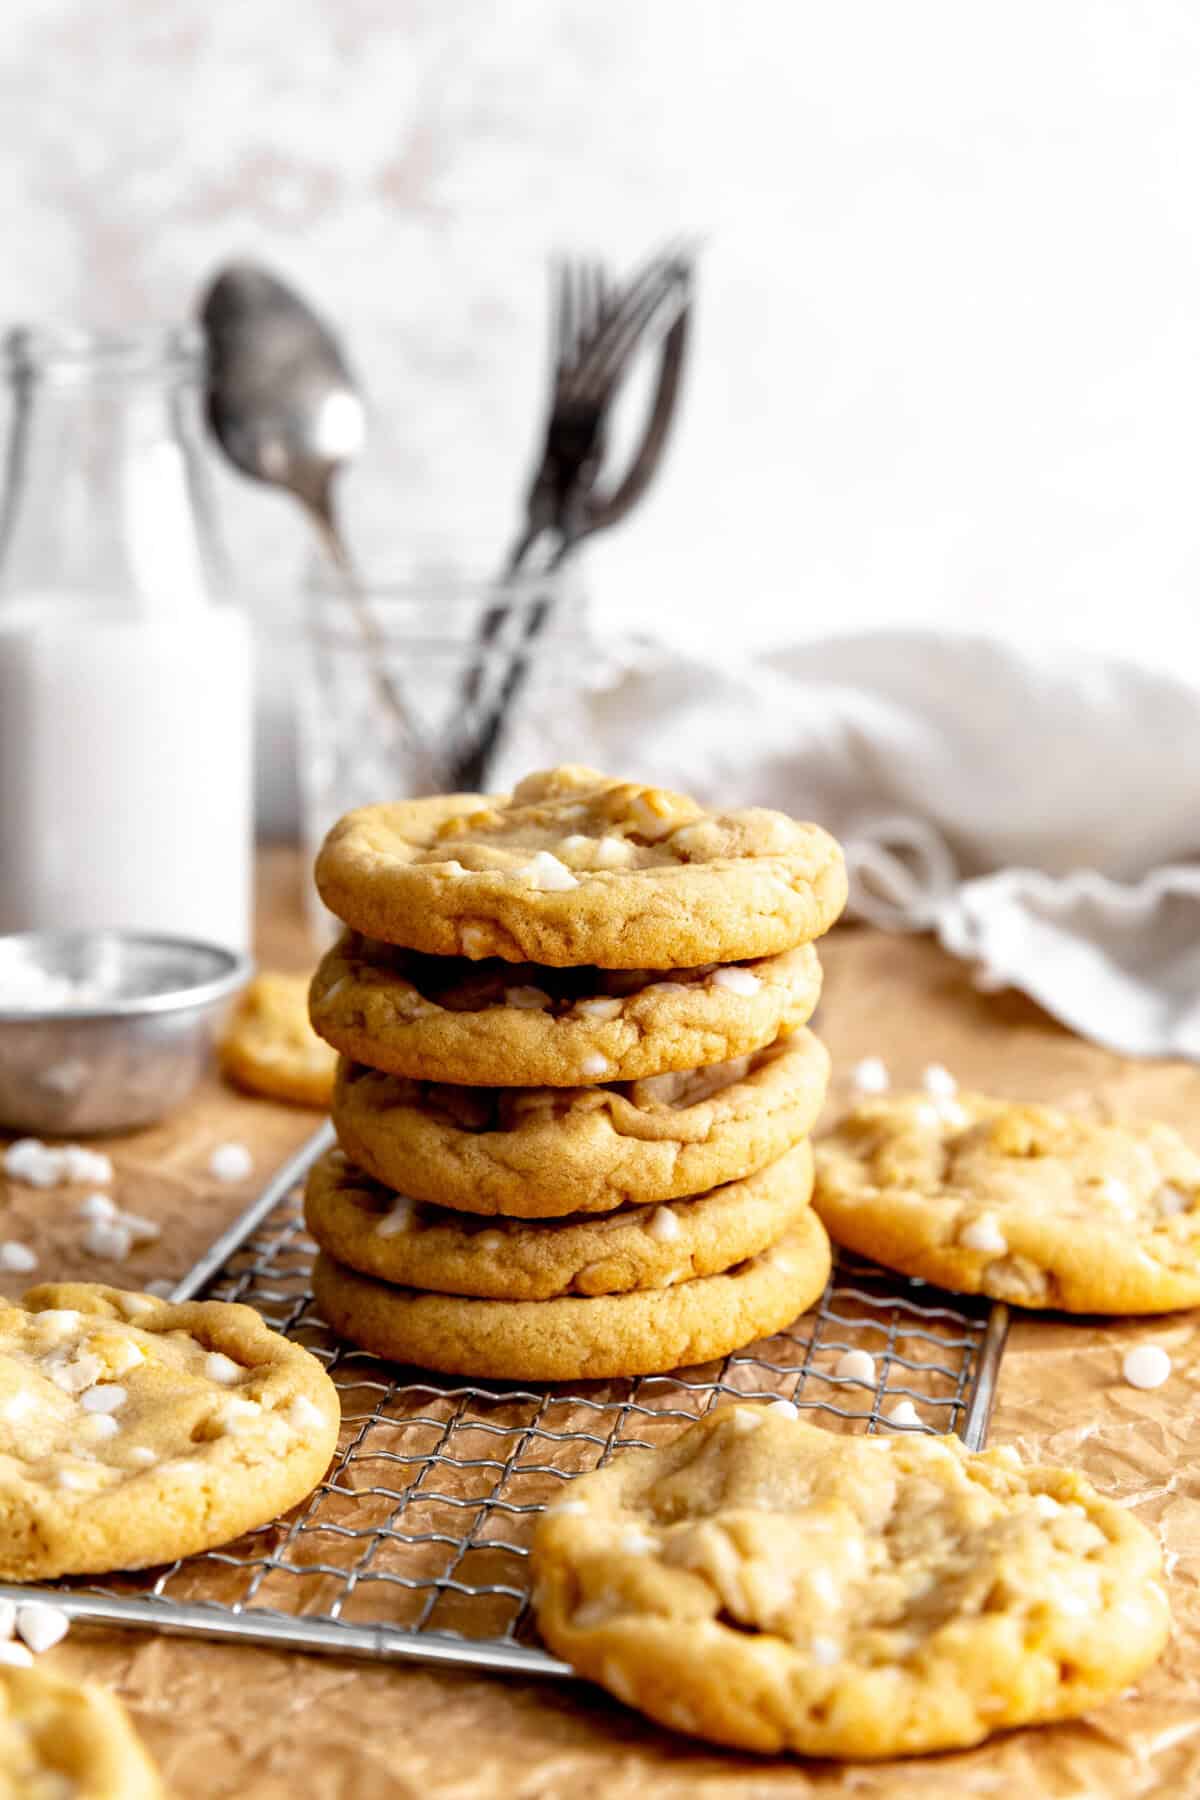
[0, 1283, 340, 1578]
[309, 933, 823, 1087]
[304, 1140, 815, 1300]
[220, 970, 337, 1108]
[814, 1093, 1200, 1312]
[0, 1664, 164, 1799]
[531, 1407, 1169, 1757]
[311, 1213, 830, 1380]
[332, 1031, 830, 1217]
[314, 765, 846, 968]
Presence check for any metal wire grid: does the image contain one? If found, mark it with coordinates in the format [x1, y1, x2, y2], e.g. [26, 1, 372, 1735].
[0, 1130, 1009, 1676]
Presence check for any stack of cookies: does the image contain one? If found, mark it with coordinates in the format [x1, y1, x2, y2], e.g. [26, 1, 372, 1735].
[304, 766, 847, 1381]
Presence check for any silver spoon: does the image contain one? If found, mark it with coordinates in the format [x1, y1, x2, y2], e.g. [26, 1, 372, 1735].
[199, 262, 431, 770]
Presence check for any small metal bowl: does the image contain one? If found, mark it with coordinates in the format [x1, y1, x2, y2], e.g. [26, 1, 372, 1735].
[0, 932, 253, 1136]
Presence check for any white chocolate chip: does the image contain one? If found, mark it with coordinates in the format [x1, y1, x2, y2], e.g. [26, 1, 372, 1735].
[810, 1635, 841, 1666]
[575, 996, 623, 1020]
[546, 1498, 588, 1516]
[107, 1343, 145, 1380]
[504, 985, 550, 1011]
[834, 1349, 877, 1385]
[209, 1142, 253, 1183]
[1099, 1175, 1135, 1214]
[0, 1642, 34, 1668]
[46, 1350, 102, 1394]
[204, 1352, 242, 1385]
[460, 924, 491, 958]
[376, 1198, 415, 1237]
[731, 1408, 764, 1432]
[54, 1468, 91, 1490]
[646, 1206, 681, 1243]
[1156, 1184, 1191, 1217]
[287, 1394, 327, 1435]
[887, 1399, 924, 1429]
[850, 1057, 889, 1095]
[958, 1213, 1008, 1255]
[118, 1211, 161, 1245]
[127, 1446, 158, 1468]
[921, 1063, 958, 1099]
[475, 1230, 504, 1251]
[79, 1192, 116, 1222]
[580, 1053, 610, 1079]
[82, 1219, 132, 1261]
[1031, 1494, 1063, 1519]
[218, 1397, 262, 1433]
[60, 1147, 113, 1185]
[16, 1602, 69, 1654]
[0, 1242, 37, 1273]
[33, 1309, 82, 1341]
[710, 966, 762, 996]
[593, 836, 633, 868]
[766, 1397, 799, 1420]
[437, 860, 466, 879]
[1, 1140, 62, 1188]
[81, 1385, 126, 1414]
[933, 1097, 970, 1129]
[1123, 1345, 1171, 1390]
[912, 1102, 943, 1131]
[80, 1413, 119, 1442]
[619, 1529, 656, 1554]
[522, 850, 578, 892]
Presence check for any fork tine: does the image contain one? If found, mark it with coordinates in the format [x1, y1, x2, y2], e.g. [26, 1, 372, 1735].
[551, 256, 571, 378]
[571, 256, 687, 406]
[570, 242, 689, 390]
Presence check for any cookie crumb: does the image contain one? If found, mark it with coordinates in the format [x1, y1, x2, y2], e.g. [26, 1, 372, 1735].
[1122, 1346, 1171, 1391]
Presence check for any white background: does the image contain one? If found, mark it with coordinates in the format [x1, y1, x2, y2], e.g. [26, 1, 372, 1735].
[5, 1, 1200, 823]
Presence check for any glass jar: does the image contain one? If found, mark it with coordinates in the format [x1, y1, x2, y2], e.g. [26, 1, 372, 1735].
[297, 560, 591, 941]
[0, 327, 253, 949]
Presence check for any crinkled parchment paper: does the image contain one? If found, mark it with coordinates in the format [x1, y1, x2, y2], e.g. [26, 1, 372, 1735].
[6, 872, 1200, 1798]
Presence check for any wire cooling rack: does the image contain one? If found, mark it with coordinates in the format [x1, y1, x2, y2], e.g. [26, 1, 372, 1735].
[1, 1128, 1009, 1676]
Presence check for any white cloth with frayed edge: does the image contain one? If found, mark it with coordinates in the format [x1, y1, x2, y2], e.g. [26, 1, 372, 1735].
[493, 627, 1200, 1060]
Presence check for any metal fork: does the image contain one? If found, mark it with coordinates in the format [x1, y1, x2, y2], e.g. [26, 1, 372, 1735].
[447, 246, 693, 790]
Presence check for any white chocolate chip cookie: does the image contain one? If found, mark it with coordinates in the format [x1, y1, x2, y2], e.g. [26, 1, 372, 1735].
[304, 1140, 815, 1299]
[531, 1408, 1169, 1757]
[312, 1212, 830, 1381]
[314, 766, 846, 967]
[331, 1031, 830, 1217]
[309, 932, 822, 1087]
[0, 1284, 340, 1578]
[0, 1663, 164, 1798]
[815, 1094, 1200, 1312]
[219, 970, 337, 1108]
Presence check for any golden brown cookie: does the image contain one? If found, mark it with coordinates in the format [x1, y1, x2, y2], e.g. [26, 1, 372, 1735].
[314, 766, 846, 967]
[309, 933, 822, 1087]
[312, 1212, 830, 1380]
[531, 1408, 1170, 1757]
[814, 1093, 1200, 1312]
[332, 1031, 830, 1217]
[220, 970, 337, 1108]
[0, 1664, 164, 1799]
[0, 1283, 340, 1578]
[304, 1140, 814, 1300]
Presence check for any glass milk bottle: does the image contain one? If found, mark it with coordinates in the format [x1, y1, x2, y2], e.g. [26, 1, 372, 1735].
[0, 326, 252, 949]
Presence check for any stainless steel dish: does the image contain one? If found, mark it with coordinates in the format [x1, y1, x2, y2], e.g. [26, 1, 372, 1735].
[0, 932, 253, 1136]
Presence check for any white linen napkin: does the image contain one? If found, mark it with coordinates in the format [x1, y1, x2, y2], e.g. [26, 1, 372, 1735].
[495, 627, 1200, 1059]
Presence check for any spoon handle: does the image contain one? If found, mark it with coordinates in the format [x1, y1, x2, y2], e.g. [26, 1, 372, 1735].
[305, 487, 443, 792]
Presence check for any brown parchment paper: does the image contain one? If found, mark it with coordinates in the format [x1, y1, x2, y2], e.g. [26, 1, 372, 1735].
[4, 852, 1200, 1798]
